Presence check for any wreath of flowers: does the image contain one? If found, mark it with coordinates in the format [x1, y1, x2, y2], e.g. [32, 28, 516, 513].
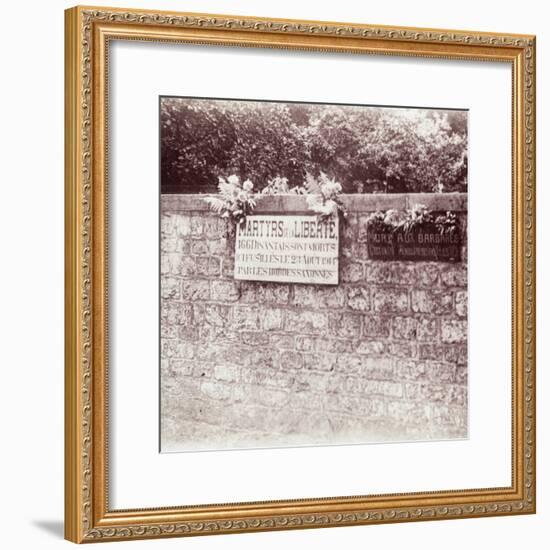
[365, 204, 458, 235]
[203, 172, 347, 225]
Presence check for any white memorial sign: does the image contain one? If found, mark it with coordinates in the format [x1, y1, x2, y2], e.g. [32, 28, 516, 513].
[234, 215, 339, 285]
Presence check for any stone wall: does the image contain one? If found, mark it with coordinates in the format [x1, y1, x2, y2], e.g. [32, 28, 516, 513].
[160, 193, 468, 451]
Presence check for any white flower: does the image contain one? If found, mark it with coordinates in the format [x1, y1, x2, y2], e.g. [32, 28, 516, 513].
[384, 209, 400, 224]
[243, 179, 254, 192]
[320, 180, 342, 199]
[316, 199, 338, 216]
[227, 174, 239, 186]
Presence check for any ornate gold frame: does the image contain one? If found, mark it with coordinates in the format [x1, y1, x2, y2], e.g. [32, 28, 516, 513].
[65, 5, 536, 543]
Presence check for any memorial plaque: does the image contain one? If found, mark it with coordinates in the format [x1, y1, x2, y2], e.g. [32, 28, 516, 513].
[366, 230, 396, 260]
[367, 224, 461, 262]
[396, 226, 461, 262]
[234, 215, 339, 284]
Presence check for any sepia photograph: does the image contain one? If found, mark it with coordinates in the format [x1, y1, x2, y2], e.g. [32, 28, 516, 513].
[159, 97, 468, 452]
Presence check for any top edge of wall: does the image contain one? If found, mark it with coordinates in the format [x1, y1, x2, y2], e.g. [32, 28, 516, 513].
[161, 193, 468, 213]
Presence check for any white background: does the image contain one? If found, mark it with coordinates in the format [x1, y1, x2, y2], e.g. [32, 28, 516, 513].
[110, 40, 511, 509]
[0, 0, 547, 549]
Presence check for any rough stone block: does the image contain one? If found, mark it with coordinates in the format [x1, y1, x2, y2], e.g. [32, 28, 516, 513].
[293, 285, 318, 308]
[425, 362, 457, 384]
[288, 391, 323, 411]
[257, 283, 291, 304]
[441, 319, 468, 343]
[238, 281, 256, 302]
[176, 256, 197, 278]
[270, 333, 295, 350]
[161, 277, 181, 300]
[208, 238, 229, 255]
[455, 365, 468, 384]
[160, 255, 171, 275]
[392, 316, 417, 340]
[419, 343, 465, 364]
[417, 317, 439, 341]
[161, 301, 193, 326]
[328, 313, 362, 338]
[262, 308, 284, 331]
[202, 304, 232, 328]
[405, 382, 467, 406]
[336, 355, 393, 380]
[195, 256, 221, 277]
[355, 340, 386, 355]
[372, 288, 409, 313]
[411, 289, 453, 314]
[315, 338, 354, 353]
[455, 290, 468, 317]
[294, 371, 328, 392]
[256, 387, 290, 407]
[418, 343, 443, 361]
[341, 262, 364, 283]
[203, 216, 225, 239]
[242, 348, 279, 369]
[160, 323, 178, 338]
[161, 237, 178, 254]
[190, 215, 204, 236]
[441, 266, 468, 287]
[161, 339, 195, 359]
[280, 350, 304, 370]
[327, 394, 386, 417]
[390, 342, 417, 358]
[303, 352, 336, 372]
[319, 287, 346, 309]
[393, 359, 427, 381]
[199, 325, 238, 344]
[365, 263, 415, 285]
[414, 264, 440, 287]
[161, 214, 175, 236]
[213, 364, 240, 382]
[346, 286, 370, 311]
[240, 331, 269, 347]
[431, 405, 467, 428]
[351, 242, 370, 261]
[190, 240, 209, 256]
[210, 280, 240, 302]
[233, 305, 261, 331]
[169, 359, 194, 376]
[362, 314, 392, 338]
[177, 326, 200, 342]
[201, 380, 232, 400]
[386, 400, 430, 422]
[362, 379, 403, 398]
[174, 214, 191, 237]
[365, 263, 393, 284]
[163, 254, 194, 277]
[285, 310, 328, 334]
[221, 257, 235, 279]
[295, 335, 314, 352]
[182, 279, 210, 301]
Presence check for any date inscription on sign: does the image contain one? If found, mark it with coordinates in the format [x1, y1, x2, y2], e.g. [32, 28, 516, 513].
[234, 215, 339, 285]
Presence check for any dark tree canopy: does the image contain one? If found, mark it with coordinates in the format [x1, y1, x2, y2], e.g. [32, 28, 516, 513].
[160, 98, 467, 194]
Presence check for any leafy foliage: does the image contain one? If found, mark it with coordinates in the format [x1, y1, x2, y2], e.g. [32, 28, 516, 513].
[260, 176, 303, 196]
[366, 204, 459, 235]
[303, 173, 347, 221]
[161, 99, 468, 194]
[204, 173, 347, 226]
[203, 175, 256, 226]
